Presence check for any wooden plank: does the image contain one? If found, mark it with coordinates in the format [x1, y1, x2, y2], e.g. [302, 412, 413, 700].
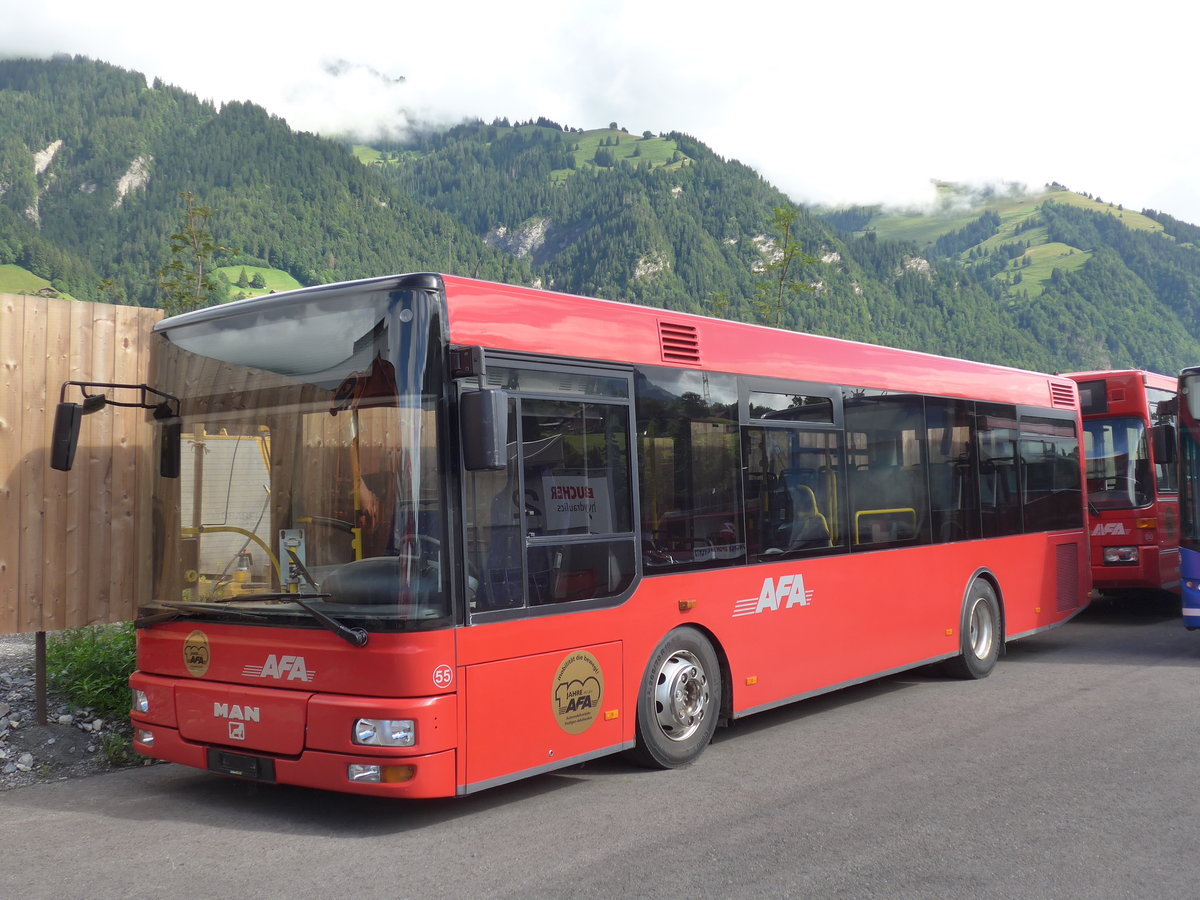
[0, 294, 24, 633]
[62, 300, 93, 628]
[84, 303, 116, 626]
[18, 295, 48, 632]
[39, 298, 74, 632]
[109, 304, 143, 623]
[132, 307, 161, 617]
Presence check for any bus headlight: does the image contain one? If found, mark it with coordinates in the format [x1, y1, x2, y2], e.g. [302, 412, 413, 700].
[347, 763, 417, 784]
[1103, 546, 1139, 565]
[352, 718, 416, 747]
[132, 689, 149, 714]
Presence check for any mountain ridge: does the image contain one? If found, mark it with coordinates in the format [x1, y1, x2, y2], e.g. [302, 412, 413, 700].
[2, 54, 1199, 375]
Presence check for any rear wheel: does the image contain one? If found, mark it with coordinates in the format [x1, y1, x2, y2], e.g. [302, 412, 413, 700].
[943, 578, 1001, 679]
[628, 628, 721, 769]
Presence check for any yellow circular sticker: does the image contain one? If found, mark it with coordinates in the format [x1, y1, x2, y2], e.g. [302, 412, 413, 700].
[183, 630, 210, 677]
[552, 650, 604, 734]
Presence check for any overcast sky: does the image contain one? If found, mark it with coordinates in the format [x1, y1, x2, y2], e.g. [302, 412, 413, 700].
[5, 0, 1200, 224]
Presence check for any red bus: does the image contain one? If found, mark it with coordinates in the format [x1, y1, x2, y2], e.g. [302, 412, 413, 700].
[1065, 370, 1180, 596]
[54, 274, 1089, 797]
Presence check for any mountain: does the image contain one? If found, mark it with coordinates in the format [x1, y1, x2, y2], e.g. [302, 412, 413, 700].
[2, 54, 1199, 374]
[0, 56, 531, 308]
[817, 183, 1200, 373]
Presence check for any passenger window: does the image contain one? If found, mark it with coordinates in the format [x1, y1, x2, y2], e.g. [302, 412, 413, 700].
[977, 404, 1022, 537]
[464, 377, 636, 613]
[843, 392, 931, 549]
[636, 367, 744, 571]
[742, 426, 845, 560]
[521, 398, 635, 604]
[1020, 415, 1084, 531]
[926, 398, 981, 542]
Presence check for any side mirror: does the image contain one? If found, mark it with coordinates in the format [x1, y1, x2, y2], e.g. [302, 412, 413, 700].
[1151, 423, 1177, 465]
[160, 419, 182, 479]
[50, 383, 181, 478]
[49, 402, 83, 471]
[460, 389, 509, 471]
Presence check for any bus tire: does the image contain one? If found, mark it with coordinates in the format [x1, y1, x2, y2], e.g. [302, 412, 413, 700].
[628, 628, 721, 769]
[943, 578, 1001, 679]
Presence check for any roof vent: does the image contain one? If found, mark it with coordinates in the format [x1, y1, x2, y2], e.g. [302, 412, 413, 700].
[658, 321, 700, 364]
[1050, 382, 1077, 409]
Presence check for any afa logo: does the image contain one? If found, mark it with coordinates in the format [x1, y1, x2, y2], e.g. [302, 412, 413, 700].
[732, 574, 813, 617]
[552, 650, 605, 735]
[242, 654, 315, 682]
[182, 630, 210, 677]
[1092, 523, 1130, 537]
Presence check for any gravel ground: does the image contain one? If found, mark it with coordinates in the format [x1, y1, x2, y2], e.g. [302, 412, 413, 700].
[0, 632, 132, 791]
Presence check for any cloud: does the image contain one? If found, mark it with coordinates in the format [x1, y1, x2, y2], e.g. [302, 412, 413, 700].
[2, 0, 1200, 223]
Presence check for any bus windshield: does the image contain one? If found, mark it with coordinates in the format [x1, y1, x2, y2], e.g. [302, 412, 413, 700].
[144, 283, 449, 632]
[1082, 416, 1153, 509]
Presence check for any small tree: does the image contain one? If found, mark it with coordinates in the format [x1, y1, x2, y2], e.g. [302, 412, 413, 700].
[751, 205, 819, 328]
[158, 191, 228, 316]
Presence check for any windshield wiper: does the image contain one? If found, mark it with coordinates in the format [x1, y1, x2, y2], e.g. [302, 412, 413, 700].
[287, 593, 369, 647]
[139, 594, 368, 647]
[142, 601, 272, 625]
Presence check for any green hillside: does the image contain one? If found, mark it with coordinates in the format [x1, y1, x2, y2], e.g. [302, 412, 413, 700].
[3, 55, 1200, 375]
[0, 263, 74, 297]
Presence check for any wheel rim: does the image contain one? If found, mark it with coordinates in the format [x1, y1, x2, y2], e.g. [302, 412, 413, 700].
[652, 649, 711, 742]
[967, 595, 996, 659]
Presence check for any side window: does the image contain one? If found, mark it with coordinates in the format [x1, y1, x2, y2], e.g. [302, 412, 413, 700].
[464, 397, 523, 610]
[521, 398, 635, 604]
[977, 404, 1022, 537]
[636, 367, 743, 571]
[742, 426, 845, 560]
[464, 368, 636, 614]
[925, 398, 981, 542]
[1020, 414, 1084, 531]
[1148, 387, 1179, 493]
[843, 392, 931, 549]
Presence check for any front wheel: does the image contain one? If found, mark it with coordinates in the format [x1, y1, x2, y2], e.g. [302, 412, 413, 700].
[943, 578, 1001, 679]
[628, 628, 722, 769]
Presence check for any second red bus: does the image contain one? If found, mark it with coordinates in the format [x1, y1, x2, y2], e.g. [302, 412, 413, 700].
[1066, 370, 1179, 596]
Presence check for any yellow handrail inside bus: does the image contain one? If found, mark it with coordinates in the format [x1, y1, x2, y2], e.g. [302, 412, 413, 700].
[181, 525, 282, 583]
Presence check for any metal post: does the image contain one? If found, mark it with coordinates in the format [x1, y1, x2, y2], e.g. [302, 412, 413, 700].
[35, 631, 47, 726]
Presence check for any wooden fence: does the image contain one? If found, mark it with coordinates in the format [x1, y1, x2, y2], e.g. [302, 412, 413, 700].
[0, 294, 162, 635]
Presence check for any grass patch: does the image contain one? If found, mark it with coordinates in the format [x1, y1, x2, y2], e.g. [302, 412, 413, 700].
[217, 265, 303, 299]
[0, 263, 75, 298]
[46, 623, 136, 723]
[566, 128, 687, 173]
[861, 185, 1163, 248]
[993, 242, 1092, 298]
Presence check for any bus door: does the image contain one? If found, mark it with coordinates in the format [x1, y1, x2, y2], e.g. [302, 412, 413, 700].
[457, 362, 637, 791]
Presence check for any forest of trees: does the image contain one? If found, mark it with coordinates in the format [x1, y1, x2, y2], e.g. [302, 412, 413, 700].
[3, 55, 1200, 374]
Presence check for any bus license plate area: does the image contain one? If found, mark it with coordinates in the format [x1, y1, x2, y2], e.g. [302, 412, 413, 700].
[207, 748, 276, 782]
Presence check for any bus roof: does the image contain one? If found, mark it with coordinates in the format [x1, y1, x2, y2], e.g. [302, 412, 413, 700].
[150, 272, 1079, 411]
[1063, 370, 1177, 393]
[442, 275, 1078, 411]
